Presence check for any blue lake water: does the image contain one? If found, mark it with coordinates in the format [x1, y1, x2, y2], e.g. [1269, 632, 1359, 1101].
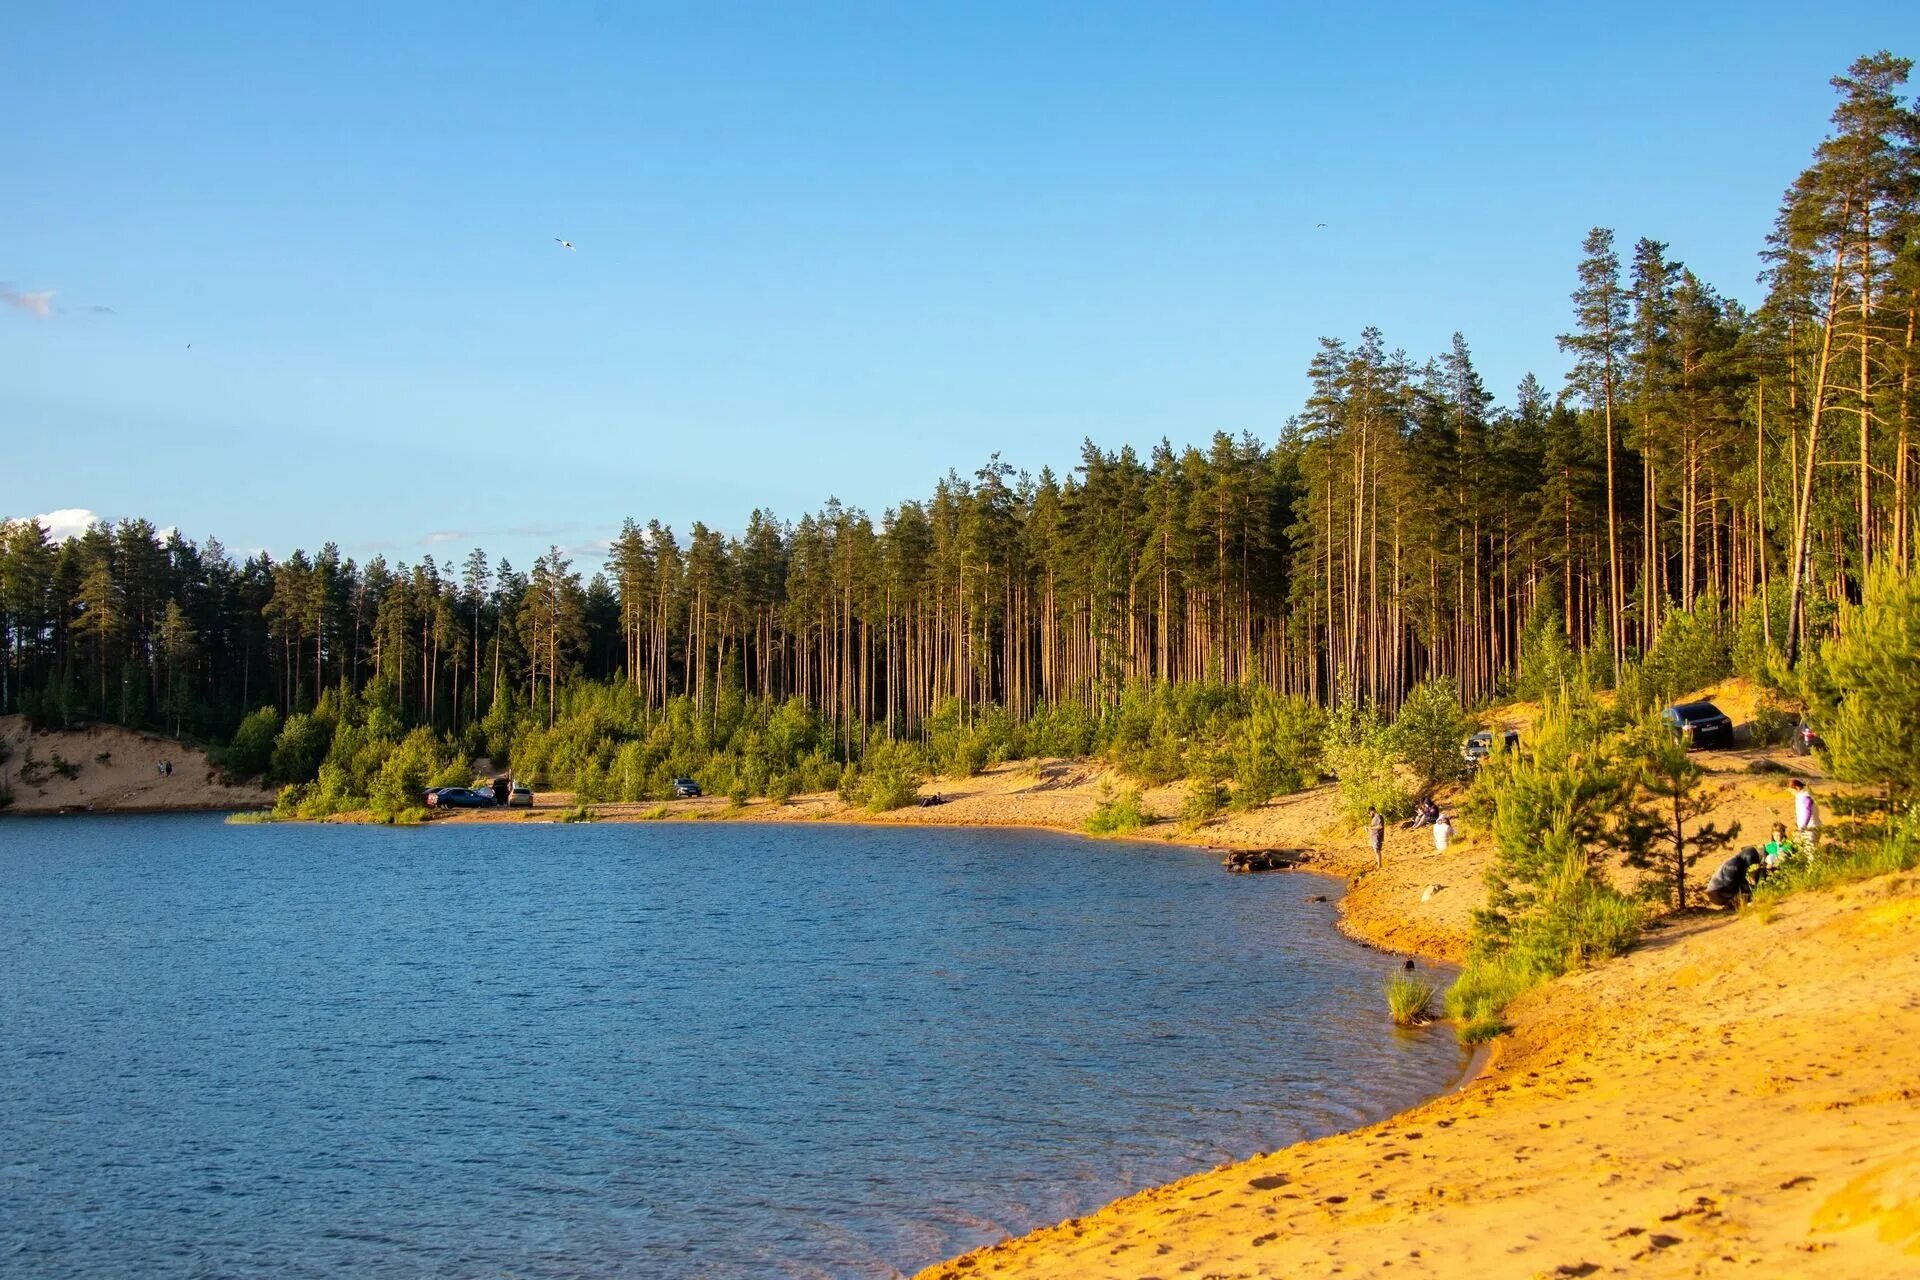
[0, 815, 1461, 1278]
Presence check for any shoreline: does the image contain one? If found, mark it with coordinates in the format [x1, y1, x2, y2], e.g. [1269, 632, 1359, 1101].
[21, 746, 1908, 1272]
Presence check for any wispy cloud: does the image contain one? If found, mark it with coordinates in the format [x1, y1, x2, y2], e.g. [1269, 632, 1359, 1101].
[2, 285, 56, 318]
[2, 285, 116, 318]
[421, 523, 579, 547]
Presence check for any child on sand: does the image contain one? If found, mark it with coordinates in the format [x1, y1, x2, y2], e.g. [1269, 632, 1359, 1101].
[1433, 812, 1454, 853]
[1367, 807, 1385, 869]
[1763, 822, 1796, 871]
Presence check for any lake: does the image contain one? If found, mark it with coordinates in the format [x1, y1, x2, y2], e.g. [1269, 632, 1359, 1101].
[0, 815, 1461, 1278]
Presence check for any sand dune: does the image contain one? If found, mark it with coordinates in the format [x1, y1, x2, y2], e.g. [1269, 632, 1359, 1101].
[0, 715, 273, 814]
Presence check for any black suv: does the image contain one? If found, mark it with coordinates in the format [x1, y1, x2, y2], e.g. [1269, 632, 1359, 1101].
[1662, 701, 1735, 750]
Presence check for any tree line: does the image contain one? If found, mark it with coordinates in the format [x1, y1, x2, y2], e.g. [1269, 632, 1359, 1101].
[2, 52, 1915, 759]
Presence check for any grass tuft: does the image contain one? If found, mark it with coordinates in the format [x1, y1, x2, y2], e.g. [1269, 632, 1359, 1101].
[1086, 784, 1148, 836]
[1385, 972, 1438, 1026]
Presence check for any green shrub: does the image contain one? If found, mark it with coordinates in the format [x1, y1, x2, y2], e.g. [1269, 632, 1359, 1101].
[1180, 774, 1227, 828]
[269, 711, 335, 784]
[855, 738, 924, 813]
[1756, 813, 1918, 900]
[923, 700, 994, 778]
[1800, 564, 1920, 802]
[1513, 602, 1579, 702]
[367, 728, 453, 818]
[1444, 952, 1534, 1029]
[1228, 689, 1327, 806]
[1390, 677, 1470, 794]
[1622, 725, 1739, 911]
[1641, 596, 1730, 705]
[1385, 973, 1437, 1026]
[1453, 696, 1646, 1037]
[220, 706, 282, 781]
[1325, 702, 1412, 823]
[1750, 695, 1795, 747]
[1086, 783, 1147, 835]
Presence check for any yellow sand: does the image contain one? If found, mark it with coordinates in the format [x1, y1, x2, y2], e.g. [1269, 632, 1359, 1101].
[914, 869, 1920, 1278]
[1, 714, 273, 814]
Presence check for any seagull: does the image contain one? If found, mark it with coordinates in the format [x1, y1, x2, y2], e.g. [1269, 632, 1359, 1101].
[1317, 222, 1327, 228]
[555, 238, 575, 251]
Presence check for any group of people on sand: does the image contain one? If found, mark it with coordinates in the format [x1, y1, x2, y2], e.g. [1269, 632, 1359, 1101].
[1365, 798, 1456, 868]
[1704, 777, 1822, 910]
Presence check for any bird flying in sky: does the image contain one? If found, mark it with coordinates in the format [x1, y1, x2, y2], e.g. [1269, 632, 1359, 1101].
[555, 238, 575, 251]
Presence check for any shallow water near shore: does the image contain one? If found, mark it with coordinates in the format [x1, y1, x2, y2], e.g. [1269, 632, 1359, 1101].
[0, 815, 1462, 1278]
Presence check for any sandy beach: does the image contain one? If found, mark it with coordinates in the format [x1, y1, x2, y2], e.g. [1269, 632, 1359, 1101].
[915, 869, 1920, 1278]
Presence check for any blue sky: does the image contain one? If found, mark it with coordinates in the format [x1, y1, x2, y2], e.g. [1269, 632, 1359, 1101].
[4, 2, 1911, 569]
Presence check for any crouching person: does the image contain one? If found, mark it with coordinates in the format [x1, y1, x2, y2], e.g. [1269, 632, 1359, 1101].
[1704, 846, 1766, 911]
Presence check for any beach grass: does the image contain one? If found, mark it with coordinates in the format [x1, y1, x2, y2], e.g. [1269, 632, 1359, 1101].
[1086, 785, 1147, 836]
[1385, 972, 1438, 1026]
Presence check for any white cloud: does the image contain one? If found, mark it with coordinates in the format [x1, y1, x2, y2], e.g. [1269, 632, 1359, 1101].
[5, 508, 102, 542]
[2, 285, 56, 318]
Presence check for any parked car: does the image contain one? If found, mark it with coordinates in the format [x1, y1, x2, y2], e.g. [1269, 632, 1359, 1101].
[1663, 701, 1735, 750]
[427, 786, 495, 809]
[672, 777, 702, 799]
[507, 783, 534, 808]
[1463, 729, 1520, 766]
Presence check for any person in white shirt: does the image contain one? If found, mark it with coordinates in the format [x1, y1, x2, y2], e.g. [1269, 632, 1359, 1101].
[1433, 812, 1454, 853]
[1789, 777, 1820, 853]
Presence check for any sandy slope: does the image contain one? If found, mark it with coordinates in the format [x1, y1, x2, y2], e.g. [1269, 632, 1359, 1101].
[916, 871, 1920, 1278]
[0, 715, 273, 814]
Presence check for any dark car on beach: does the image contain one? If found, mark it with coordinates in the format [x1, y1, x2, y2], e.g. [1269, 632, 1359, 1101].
[426, 786, 495, 809]
[1663, 701, 1735, 750]
[672, 777, 702, 799]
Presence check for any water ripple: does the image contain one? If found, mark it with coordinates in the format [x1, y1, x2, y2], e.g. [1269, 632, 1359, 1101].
[0, 815, 1461, 1278]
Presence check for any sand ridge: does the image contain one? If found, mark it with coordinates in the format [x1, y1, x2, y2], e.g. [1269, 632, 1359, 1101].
[0, 715, 273, 815]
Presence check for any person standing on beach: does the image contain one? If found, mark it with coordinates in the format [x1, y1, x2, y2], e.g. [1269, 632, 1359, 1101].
[1790, 778, 1821, 854]
[1367, 807, 1385, 869]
